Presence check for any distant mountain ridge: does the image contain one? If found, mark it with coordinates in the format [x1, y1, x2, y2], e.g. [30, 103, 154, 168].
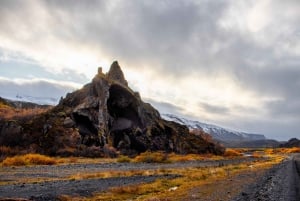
[162, 114, 266, 142]
[6, 94, 58, 105]
[0, 97, 51, 109]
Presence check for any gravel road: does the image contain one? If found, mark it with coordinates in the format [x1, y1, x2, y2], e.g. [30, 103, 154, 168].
[0, 174, 178, 201]
[0, 157, 260, 183]
[232, 153, 300, 201]
[0, 157, 261, 200]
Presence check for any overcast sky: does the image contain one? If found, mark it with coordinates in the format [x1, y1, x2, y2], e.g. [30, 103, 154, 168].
[0, 0, 300, 140]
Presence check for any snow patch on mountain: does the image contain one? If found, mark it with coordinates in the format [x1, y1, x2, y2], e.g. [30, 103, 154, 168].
[162, 114, 266, 142]
[3, 94, 58, 105]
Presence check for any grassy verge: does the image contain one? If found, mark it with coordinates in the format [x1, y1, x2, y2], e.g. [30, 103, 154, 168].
[1, 154, 57, 166]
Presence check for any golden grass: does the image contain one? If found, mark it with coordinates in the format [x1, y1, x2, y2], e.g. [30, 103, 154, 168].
[117, 155, 131, 163]
[0, 105, 50, 120]
[1, 153, 57, 166]
[133, 151, 170, 163]
[167, 153, 223, 162]
[111, 185, 141, 194]
[282, 147, 300, 153]
[132, 152, 225, 164]
[69, 169, 165, 181]
[224, 149, 242, 157]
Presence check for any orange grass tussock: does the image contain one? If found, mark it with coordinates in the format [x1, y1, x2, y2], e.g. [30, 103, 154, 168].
[282, 147, 300, 153]
[224, 149, 242, 157]
[133, 151, 170, 163]
[1, 153, 57, 166]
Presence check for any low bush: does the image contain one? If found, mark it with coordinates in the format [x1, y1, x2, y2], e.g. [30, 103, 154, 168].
[117, 155, 131, 163]
[1, 153, 57, 166]
[134, 151, 170, 163]
[284, 147, 300, 153]
[224, 149, 242, 157]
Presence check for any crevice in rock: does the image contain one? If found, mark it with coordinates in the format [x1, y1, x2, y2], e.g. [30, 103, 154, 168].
[107, 85, 142, 130]
[73, 112, 99, 146]
[107, 84, 145, 152]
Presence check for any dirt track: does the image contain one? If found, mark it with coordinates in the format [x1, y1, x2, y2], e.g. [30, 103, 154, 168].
[232, 153, 300, 201]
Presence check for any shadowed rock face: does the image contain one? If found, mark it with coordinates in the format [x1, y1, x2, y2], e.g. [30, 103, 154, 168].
[280, 138, 300, 148]
[0, 61, 225, 157]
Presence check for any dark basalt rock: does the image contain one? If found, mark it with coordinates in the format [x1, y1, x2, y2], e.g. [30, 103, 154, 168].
[280, 138, 300, 148]
[0, 61, 224, 157]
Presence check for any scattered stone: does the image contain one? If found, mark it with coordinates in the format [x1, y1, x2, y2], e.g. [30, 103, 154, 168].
[63, 117, 74, 128]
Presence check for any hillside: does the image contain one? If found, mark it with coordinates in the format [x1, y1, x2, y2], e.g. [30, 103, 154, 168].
[162, 114, 265, 141]
[280, 138, 300, 148]
[0, 62, 224, 157]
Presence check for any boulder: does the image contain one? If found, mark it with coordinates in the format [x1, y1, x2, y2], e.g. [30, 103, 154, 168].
[63, 117, 75, 128]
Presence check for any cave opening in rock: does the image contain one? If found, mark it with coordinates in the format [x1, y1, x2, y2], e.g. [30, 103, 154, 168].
[107, 84, 143, 149]
[107, 85, 142, 130]
[73, 112, 99, 146]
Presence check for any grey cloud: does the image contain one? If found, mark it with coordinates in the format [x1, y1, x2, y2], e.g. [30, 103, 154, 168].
[221, 117, 300, 141]
[1, 0, 300, 140]
[30, 0, 230, 74]
[144, 98, 184, 115]
[0, 78, 78, 105]
[0, 46, 89, 83]
[199, 102, 229, 114]
[233, 63, 300, 120]
[266, 99, 300, 118]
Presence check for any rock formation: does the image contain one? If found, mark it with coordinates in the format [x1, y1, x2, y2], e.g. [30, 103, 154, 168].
[0, 61, 224, 157]
[280, 138, 300, 148]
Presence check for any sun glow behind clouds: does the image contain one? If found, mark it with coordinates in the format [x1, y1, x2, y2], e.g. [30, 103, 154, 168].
[1, 0, 300, 139]
[125, 66, 264, 121]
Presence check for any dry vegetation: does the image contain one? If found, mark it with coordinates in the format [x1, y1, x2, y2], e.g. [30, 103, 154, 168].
[66, 153, 285, 201]
[1, 147, 298, 167]
[224, 148, 243, 157]
[1, 153, 57, 166]
[1, 148, 295, 200]
[0, 103, 50, 121]
[280, 147, 300, 153]
[133, 151, 171, 163]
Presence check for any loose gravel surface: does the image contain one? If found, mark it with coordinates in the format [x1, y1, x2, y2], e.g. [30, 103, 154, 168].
[0, 175, 178, 201]
[232, 153, 300, 201]
[0, 157, 260, 200]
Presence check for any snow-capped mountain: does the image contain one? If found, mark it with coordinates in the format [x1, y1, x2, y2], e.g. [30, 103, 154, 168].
[3, 94, 58, 106]
[162, 114, 266, 142]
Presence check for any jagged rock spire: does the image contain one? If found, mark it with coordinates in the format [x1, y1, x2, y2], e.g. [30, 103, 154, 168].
[106, 61, 128, 86]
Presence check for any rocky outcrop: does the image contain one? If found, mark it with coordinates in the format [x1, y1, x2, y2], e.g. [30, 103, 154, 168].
[0, 61, 224, 157]
[280, 138, 300, 148]
[106, 61, 128, 86]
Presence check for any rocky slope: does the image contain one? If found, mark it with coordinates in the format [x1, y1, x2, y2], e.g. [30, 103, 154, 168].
[0, 61, 224, 157]
[280, 138, 300, 148]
